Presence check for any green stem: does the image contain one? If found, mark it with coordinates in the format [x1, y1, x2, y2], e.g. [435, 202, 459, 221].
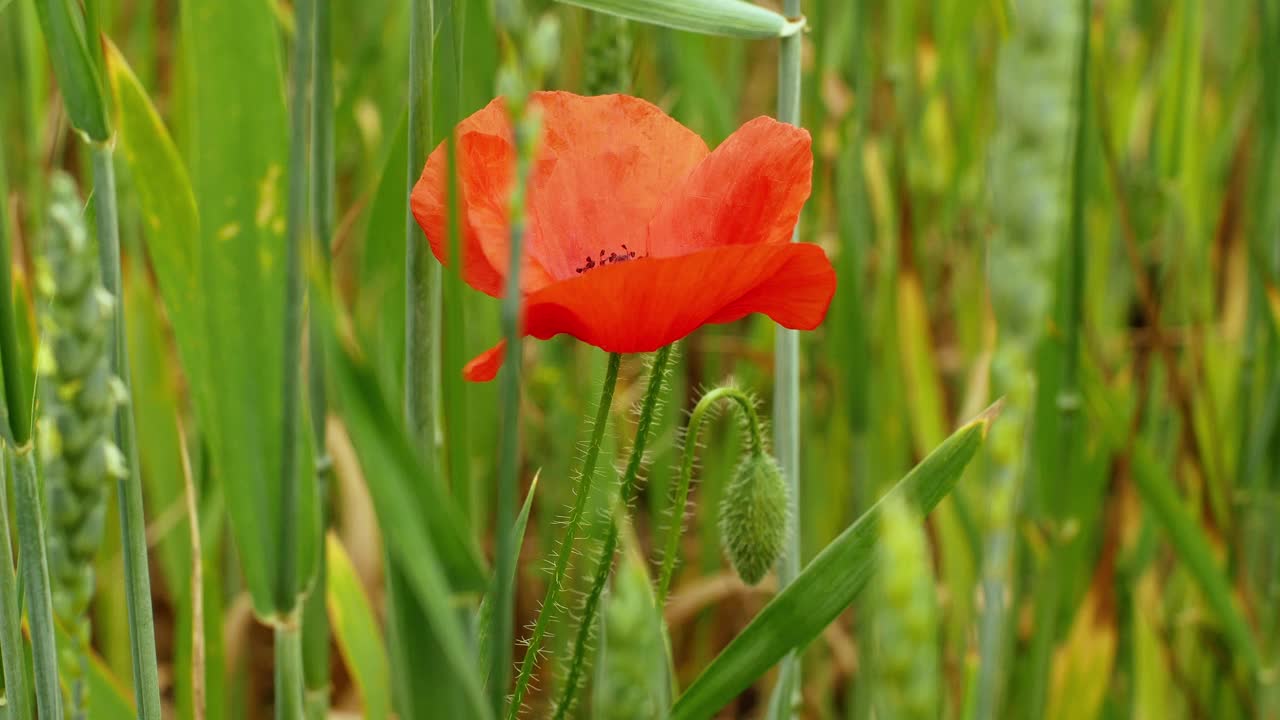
[404, 0, 438, 465]
[1025, 4, 1090, 716]
[490, 57, 537, 717]
[391, 0, 438, 715]
[658, 386, 763, 606]
[439, 0, 474, 527]
[0, 449, 27, 720]
[508, 352, 621, 718]
[13, 447, 61, 719]
[92, 143, 163, 720]
[554, 345, 672, 719]
[279, 0, 313, 614]
[303, 0, 333, 714]
[274, 623, 306, 720]
[770, 0, 804, 715]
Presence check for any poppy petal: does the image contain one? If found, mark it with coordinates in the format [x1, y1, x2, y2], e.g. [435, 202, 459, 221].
[411, 98, 508, 297]
[463, 340, 507, 382]
[523, 242, 835, 354]
[523, 92, 708, 281]
[647, 116, 812, 258]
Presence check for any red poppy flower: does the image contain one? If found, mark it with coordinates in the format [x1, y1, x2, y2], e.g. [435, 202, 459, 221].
[411, 91, 836, 382]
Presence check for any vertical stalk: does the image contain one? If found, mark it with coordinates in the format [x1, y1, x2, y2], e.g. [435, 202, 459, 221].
[274, 623, 306, 720]
[438, 0, 475, 529]
[75, 0, 166, 711]
[14, 448, 61, 719]
[279, 0, 314, 714]
[770, 0, 804, 715]
[490, 107, 528, 720]
[390, 0, 440, 717]
[0, 121, 30, 720]
[1025, 2, 1090, 716]
[302, 0, 333, 715]
[0, 451, 26, 720]
[0, 141, 23, 446]
[404, 0, 438, 466]
[489, 6, 537, 708]
[977, 2, 1079, 716]
[92, 142, 164, 720]
[1248, 1, 1280, 711]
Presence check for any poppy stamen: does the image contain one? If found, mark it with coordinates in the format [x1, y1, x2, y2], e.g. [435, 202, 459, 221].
[576, 245, 642, 274]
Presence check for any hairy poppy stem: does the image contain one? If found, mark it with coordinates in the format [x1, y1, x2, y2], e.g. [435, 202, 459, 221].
[554, 345, 672, 719]
[508, 352, 621, 718]
[658, 386, 764, 606]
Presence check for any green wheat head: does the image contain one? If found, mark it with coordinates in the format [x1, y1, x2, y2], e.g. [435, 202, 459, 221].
[35, 172, 127, 708]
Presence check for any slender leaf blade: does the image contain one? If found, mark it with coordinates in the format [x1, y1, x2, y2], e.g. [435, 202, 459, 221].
[555, 0, 801, 39]
[331, 343, 490, 719]
[32, 0, 109, 140]
[326, 533, 391, 720]
[329, 338, 487, 592]
[671, 407, 995, 719]
[177, 0, 317, 617]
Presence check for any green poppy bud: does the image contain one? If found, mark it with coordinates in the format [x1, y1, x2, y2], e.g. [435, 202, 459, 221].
[718, 451, 790, 585]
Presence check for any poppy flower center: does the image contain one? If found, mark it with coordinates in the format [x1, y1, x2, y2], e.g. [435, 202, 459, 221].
[574, 244, 641, 275]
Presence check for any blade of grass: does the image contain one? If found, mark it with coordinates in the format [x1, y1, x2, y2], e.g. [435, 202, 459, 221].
[553, 0, 803, 39]
[671, 405, 997, 720]
[481, 472, 538, 694]
[326, 533, 390, 720]
[438, 0, 474, 529]
[490, 5, 539, 710]
[31, 0, 109, 141]
[52, 621, 136, 720]
[0, 124, 24, 447]
[404, 0, 437, 471]
[0, 126, 29, 720]
[92, 137, 164, 720]
[1025, 2, 1091, 714]
[13, 447, 62, 719]
[395, 0, 447, 713]
[1131, 441, 1262, 672]
[179, 0, 319, 621]
[278, 0, 317, 712]
[330, 340, 491, 720]
[303, 0, 335, 715]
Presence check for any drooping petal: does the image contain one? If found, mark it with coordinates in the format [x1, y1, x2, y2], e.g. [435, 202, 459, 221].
[522, 92, 708, 280]
[463, 340, 507, 382]
[646, 116, 812, 258]
[463, 243, 835, 381]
